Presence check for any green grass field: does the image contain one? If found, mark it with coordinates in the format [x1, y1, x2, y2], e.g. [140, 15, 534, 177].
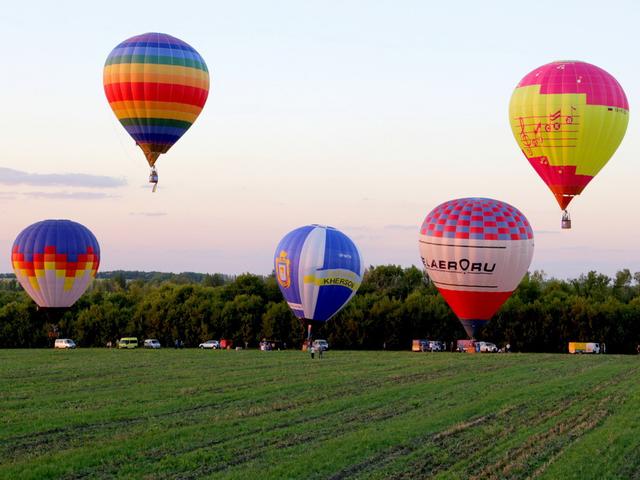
[1, 349, 640, 479]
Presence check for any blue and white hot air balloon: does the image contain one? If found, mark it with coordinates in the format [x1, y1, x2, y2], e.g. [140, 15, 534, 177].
[274, 225, 364, 342]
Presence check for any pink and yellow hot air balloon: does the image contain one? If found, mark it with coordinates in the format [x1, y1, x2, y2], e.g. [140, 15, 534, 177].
[418, 198, 534, 338]
[509, 61, 628, 228]
[103, 33, 210, 191]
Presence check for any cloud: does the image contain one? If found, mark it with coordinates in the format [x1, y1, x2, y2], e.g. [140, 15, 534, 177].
[341, 224, 418, 233]
[23, 191, 118, 200]
[536, 245, 626, 254]
[384, 224, 417, 231]
[0, 167, 126, 188]
[351, 233, 384, 241]
[533, 230, 560, 235]
[129, 212, 168, 217]
[341, 225, 369, 231]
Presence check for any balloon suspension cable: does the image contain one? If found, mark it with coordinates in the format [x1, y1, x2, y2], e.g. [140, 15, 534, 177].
[561, 210, 571, 230]
[149, 166, 158, 193]
[307, 323, 313, 348]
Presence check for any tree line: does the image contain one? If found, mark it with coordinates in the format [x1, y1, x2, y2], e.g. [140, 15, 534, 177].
[1, 266, 640, 353]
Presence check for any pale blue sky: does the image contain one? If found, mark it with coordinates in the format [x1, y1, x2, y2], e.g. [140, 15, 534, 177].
[1, 0, 639, 278]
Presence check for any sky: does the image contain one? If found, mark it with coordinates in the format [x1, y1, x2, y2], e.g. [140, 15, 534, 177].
[1, 0, 639, 279]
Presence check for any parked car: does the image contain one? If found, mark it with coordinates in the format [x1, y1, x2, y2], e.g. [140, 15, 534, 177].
[54, 338, 76, 349]
[199, 340, 220, 349]
[144, 339, 161, 349]
[312, 339, 329, 351]
[477, 341, 498, 353]
[118, 337, 138, 349]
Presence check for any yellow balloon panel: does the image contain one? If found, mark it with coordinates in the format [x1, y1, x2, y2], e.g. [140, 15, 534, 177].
[510, 86, 628, 177]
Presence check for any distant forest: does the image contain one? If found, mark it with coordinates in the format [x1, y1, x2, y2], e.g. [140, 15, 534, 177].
[1, 267, 640, 353]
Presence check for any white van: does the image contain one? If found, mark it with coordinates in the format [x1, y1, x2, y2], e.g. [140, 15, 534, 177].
[54, 339, 76, 349]
[144, 339, 161, 349]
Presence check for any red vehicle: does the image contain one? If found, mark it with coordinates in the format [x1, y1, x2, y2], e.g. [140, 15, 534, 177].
[219, 339, 233, 350]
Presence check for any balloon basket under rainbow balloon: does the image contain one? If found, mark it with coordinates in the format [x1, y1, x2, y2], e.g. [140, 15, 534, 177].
[149, 166, 158, 192]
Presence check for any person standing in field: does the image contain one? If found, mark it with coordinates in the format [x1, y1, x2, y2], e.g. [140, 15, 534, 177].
[309, 344, 315, 359]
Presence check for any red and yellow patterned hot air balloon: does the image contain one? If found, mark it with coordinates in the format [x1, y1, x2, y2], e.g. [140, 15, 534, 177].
[509, 61, 628, 228]
[104, 32, 210, 190]
[12, 220, 100, 308]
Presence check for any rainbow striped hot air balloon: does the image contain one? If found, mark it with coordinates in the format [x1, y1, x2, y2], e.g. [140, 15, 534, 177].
[418, 198, 534, 339]
[11, 220, 100, 308]
[104, 32, 210, 190]
[509, 61, 628, 228]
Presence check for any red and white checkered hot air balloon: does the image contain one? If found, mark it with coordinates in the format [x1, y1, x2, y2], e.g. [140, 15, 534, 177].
[418, 198, 534, 339]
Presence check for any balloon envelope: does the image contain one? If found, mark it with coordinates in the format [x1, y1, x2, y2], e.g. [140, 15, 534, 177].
[12, 220, 100, 308]
[418, 198, 534, 338]
[103, 32, 210, 166]
[274, 225, 363, 322]
[509, 60, 628, 210]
